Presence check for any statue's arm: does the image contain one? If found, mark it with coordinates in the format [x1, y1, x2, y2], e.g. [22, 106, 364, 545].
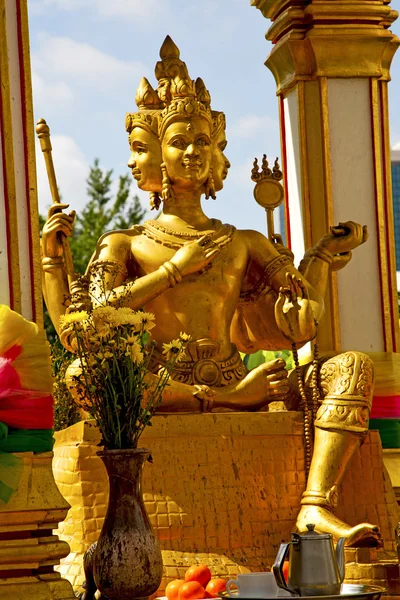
[238, 230, 325, 347]
[298, 221, 368, 299]
[88, 231, 176, 309]
[90, 230, 223, 310]
[41, 204, 75, 335]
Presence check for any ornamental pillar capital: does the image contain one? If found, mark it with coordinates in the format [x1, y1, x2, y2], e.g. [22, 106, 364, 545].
[251, 0, 399, 93]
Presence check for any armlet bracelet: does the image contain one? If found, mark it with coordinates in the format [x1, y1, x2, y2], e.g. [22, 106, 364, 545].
[160, 261, 183, 288]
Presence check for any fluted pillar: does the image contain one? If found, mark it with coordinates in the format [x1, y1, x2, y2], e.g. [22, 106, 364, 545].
[0, 2, 74, 598]
[0, 0, 43, 324]
[252, 0, 399, 354]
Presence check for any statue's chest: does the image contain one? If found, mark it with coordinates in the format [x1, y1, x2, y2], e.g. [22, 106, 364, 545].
[130, 234, 247, 285]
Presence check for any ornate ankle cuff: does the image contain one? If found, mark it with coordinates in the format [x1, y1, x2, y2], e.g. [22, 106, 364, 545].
[301, 486, 338, 510]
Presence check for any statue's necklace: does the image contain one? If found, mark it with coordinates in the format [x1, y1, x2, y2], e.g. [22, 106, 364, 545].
[141, 219, 235, 250]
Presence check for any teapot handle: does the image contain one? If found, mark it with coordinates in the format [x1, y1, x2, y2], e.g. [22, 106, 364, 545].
[336, 537, 346, 583]
[273, 542, 297, 595]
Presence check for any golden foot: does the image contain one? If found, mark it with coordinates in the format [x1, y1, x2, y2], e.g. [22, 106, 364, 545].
[296, 505, 382, 547]
[222, 359, 290, 411]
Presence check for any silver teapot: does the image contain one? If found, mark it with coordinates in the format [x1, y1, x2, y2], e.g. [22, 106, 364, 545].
[273, 524, 345, 597]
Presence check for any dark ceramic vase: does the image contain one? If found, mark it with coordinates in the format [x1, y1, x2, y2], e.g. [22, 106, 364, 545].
[93, 448, 163, 600]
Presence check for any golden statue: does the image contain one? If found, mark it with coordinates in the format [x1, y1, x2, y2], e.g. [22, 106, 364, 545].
[41, 36, 380, 548]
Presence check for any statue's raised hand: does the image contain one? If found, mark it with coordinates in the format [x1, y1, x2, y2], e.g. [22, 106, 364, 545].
[41, 204, 76, 258]
[170, 234, 228, 277]
[275, 273, 317, 344]
[319, 221, 368, 255]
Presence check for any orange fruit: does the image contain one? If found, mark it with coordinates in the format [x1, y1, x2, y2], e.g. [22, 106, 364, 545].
[283, 560, 289, 583]
[179, 581, 206, 600]
[185, 564, 212, 588]
[205, 578, 227, 598]
[166, 580, 185, 600]
[271, 561, 289, 583]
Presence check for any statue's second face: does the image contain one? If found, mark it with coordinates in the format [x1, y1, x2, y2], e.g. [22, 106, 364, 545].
[128, 126, 162, 192]
[212, 127, 230, 192]
[161, 117, 212, 191]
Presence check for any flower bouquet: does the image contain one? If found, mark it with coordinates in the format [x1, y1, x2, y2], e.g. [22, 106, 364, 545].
[60, 291, 187, 450]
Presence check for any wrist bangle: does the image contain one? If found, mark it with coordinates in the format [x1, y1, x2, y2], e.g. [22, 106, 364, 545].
[42, 256, 65, 272]
[160, 261, 183, 288]
[308, 246, 334, 265]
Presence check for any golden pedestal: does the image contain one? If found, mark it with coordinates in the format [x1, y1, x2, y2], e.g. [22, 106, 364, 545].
[53, 413, 400, 594]
[0, 451, 75, 599]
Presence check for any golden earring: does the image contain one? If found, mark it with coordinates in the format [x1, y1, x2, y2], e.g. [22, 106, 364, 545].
[161, 162, 173, 203]
[205, 167, 216, 200]
[149, 192, 161, 211]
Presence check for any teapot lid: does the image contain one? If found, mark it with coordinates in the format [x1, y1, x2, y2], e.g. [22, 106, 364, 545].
[293, 524, 332, 541]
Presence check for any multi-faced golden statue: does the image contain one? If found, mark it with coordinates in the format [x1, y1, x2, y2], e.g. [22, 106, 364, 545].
[41, 36, 380, 547]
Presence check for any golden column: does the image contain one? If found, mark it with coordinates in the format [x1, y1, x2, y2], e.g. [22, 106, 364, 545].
[251, 0, 399, 355]
[0, 1, 74, 597]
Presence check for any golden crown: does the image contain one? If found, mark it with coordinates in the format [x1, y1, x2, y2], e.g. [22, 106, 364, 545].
[127, 36, 213, 140]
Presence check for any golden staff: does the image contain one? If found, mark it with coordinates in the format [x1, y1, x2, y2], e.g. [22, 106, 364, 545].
[251, 154, 284, 243]
[36, 118, 75, 289]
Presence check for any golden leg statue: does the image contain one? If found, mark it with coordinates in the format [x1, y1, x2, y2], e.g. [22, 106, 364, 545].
[296, 352, 380, 546]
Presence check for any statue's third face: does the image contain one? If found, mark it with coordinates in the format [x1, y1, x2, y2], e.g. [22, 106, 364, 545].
[212, 127, 230, 192]
[161, 117, 212, 191]
[128, 126, 162, 193]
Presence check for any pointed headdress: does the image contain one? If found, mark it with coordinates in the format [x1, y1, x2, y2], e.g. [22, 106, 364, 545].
[126, 36, 213, 139]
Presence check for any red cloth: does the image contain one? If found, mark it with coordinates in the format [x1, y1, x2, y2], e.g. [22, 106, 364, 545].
[0, 393, 54, 429]
[371, 395, 400, 419]
[0, 347, 54, 430]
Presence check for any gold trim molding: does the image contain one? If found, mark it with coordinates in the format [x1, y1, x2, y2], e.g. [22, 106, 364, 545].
[251, 0, 399, 94]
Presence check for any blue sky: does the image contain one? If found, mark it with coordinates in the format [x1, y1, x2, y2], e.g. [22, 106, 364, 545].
[29, 0, 400, 235]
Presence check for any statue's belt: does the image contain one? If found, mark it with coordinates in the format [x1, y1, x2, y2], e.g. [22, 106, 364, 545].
[151, 348, 247, 388]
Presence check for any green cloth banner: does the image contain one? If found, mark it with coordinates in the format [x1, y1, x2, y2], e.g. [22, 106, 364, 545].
[0, 423, 54, 503]
[369, 419, 400, 449]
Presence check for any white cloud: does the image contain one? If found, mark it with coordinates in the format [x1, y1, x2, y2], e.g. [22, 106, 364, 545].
[30, 0, 166, 20]
[31, 71, 74, 112]
[36, 135, 89, 216]
[229, 114, 279, 139]
[95, 0, 164, 19]
[32, 35, 148, 93]
[392, 140, 400, 151]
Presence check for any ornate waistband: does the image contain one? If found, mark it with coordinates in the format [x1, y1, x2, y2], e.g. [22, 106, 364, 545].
[152, 346, 247, 388]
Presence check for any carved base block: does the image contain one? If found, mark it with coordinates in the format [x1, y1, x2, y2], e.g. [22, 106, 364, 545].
[0, 452, 75, 599]
[52, 414, 400, 594]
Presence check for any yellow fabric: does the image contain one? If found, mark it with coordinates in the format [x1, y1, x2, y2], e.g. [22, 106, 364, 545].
[367, 352, 400, 396]
[0, 305, 53, 393]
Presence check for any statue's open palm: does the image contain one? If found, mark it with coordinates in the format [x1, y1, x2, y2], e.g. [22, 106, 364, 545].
[275, 273, 317, 343]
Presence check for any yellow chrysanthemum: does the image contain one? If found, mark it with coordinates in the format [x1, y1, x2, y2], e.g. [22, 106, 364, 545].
[92, 306, 117, 324]
[115, 308, 142, 327]
[60, 310, 88, 325]
[130, 340, 144, 365]
[139, 312, 156, 331]
[162, 339, 185, 362]
[179, 331, 191, 342]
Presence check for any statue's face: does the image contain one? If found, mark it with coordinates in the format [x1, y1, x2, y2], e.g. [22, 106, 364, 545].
[161, 117, 212, 191]
[127, 126, 162, 192]
[212, 127, 230, 192]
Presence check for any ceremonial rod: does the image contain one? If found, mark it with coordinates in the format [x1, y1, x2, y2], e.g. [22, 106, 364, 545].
[36, 118, 76, 289]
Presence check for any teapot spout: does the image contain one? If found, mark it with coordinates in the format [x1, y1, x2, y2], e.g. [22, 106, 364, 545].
[336, 537, 345, 582]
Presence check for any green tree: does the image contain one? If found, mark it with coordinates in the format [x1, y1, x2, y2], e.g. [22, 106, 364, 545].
[69, 158, 146, 275]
